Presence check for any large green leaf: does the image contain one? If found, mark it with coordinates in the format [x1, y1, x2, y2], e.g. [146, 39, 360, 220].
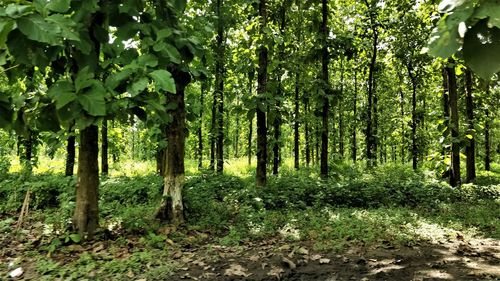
[128, 77, 149, 97]
[0, 20, 15, 48]
[46, 0, 71, 13]
[427, 17, 461, 58]
[78, 83, 106, 116]
[46, 14, 80, 41]
[150, 69, 176, 93]
[17, 14, 62, 45]
[48, 80, 76, 109]
[4, 4, 32, 18]
[75, 66, 95, 92]
[463, 20, 500, 80]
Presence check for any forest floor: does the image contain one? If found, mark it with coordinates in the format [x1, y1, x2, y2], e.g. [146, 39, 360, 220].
[1, 160, 499, 280]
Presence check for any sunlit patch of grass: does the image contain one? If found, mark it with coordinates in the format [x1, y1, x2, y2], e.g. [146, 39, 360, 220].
[110, 160, 156, 177]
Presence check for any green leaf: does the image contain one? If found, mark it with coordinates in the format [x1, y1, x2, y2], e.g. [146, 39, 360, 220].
[137, 54, 158, 67]
[69, 233, 81, 243]
[427, 18, 461, 58]
[48, 80, 76, 109]
[150, 69, 176, 93]
[474, 0, 500, 29]
[5, 4, 32, 18]
[0, 20, 15, 48]
[46, 0, 71, 13]
[128, 77, 149, 97]
[16, 14, 61, 45]
[78, 83, 106, 116]
[163, 43, 182, 64]
[463, 20, 500, 80]
[75, 67, 95, 92]
[156, 28, 173, 40]
[45, 14, 80, 41]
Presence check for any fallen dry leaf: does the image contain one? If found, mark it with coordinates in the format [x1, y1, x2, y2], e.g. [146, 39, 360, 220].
[249, 254, 260, 262]
[9, 267, 23, 278]
[319, 258, 331, 264]
[311, 254, 322, 261]
[267, 266, 285, 279]
[296, 247, 309, 255]
[282, 257, 296, 269]
[224, 263, 251, 277]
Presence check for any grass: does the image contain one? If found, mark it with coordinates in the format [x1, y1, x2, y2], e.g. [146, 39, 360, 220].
[0, 157, 499, 279]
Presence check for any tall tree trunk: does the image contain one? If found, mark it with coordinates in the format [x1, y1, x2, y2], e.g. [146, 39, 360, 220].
[210, 89, 216, 170]
[320, 0, 329, 178]
[408, 64, 418, 170]
[294, 70, 300, 170]
[198, 82, 205, 169]
[65, 126, 76, 177]
[215, 0, 225, 174]
[351, 68, 357, 162]
[446, 63, 460, 187]
[365, 2, 378, 168]
[256, 0, 268, 187]
[247, 70, 254, 166]
[465, 69, 476, 182]
[305, 97, 311, 167]
[156, 70, 191, 223]
[339, 58, 345, 158]
[441, 67, 450, 159]
[101, 118, 109, 175]
[485, 84, 491, 171]
[235, 111, 240, 158]
[399, 86, 405, 164]
[74, 125, 99, 239]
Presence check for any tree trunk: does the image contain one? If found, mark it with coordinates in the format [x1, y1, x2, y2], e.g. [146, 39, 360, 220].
[210, 88, 216, 171]
[198, 82, 205, 169]
[446, 63, 460, 187]
[320, 0, 329, 178]
[74, 125, 99, 239]
[247, 70, 254, 166]
[215, 0, 225, 174]
[156, 70, 191, 224]
[101, 118, 109, 175]
[399, 86, 405, 164]
[464, 69, 476, 182]
[65, 126, 76, 177]
[339, 58, 345, 159]
[256, 0, 268, 187]
[294, 70, 300, 170]
[408, 64, 418, 170]
[305, 97, 311, 167]
[365, 3, 378, 168]
[441, 67, 450, 159]
[485, 84, 491, 171]
[351, 69, 357, 162]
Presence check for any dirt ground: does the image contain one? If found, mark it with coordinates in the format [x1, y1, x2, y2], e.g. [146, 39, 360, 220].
[168, 237, 500, 281]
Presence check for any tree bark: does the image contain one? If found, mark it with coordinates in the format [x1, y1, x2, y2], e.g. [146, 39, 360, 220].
[446, 63, 460, 187]
[215, 0, 225, 174]
[305, 97, 311, 167]
[408, 63, 418, 170]
[320, 0, 329, 178]
[65, 126, 76, 177]
[101, 118, 109, 175]
[294, 70, 300, 170]
[156, 70, 190, 224]
[485, 84, 491, 171]
[247, 70, 254, 166]
[210, 90, 216, 171]
[256, 0, 268, 187]
[198, 82, 205, 169]
[351, 68, 358, 162]
[464, 69, 476, 182]
[365, 1, 378, 168]
[74, 125, 99, 239]
[339, 58, 345, 159]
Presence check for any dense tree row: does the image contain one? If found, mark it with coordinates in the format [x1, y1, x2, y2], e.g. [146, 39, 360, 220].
[0, 0, 499, 240]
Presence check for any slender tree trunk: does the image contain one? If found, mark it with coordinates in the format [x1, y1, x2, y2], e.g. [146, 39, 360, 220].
[210, 90, 216, 170]
[399, 87, 405, 164]
[352, 69, 357, 162]
[408, 64, 418, 170]
[485, 84, 491, 171]
[198, 82, 205, 169]
[294, 70, 300, 170]
[320, 0, 329, 178]
[339, 58, 345, 158]
[305, 97, 311, 167]
[247, 70, 254, 166]
[101, 118, 109, 175]
[365, 2, 378, 168]
[65, 126, 76, 177]
[256, 0, 268, 187]
[156, 70, 190, 223]
[215, 0, 225, 174]
[74, 125, 99, 239]
[446, 63, 460, 187]
[464, 69, 476, 182]
[441, 67, 450, 159]
[235, 112, 240, 158]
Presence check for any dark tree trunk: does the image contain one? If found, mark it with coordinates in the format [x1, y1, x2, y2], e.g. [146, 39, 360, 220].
[65, 126, 76, 177]
[294, 70, 300, 170]
[210, 89, 216, 171]
[441, 67, 450, 158]
[351, 69, 357, 162]
[74, 125, 99, 239]
[446, 63, 460, 187]
[235, 111, 240, 158]
[273, 4, 286, 175]
[256, 0, 268, 187]
[399, 87, 405, 164]
[339, 58, 345, 158]
[247, 70, 254, 166]
[305, 97, 311, 167]
[198, 82, 206, 169]
[408, 64, 418, 170]
[156, 70, 191, 224]
[215, 0, 225, 174]
[485, 84, 491, 171]
[464, 69, 476, 182]
[101, 118, 109, 175]
[365, 2, 378, 168]
[320, 0, 329, 178]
